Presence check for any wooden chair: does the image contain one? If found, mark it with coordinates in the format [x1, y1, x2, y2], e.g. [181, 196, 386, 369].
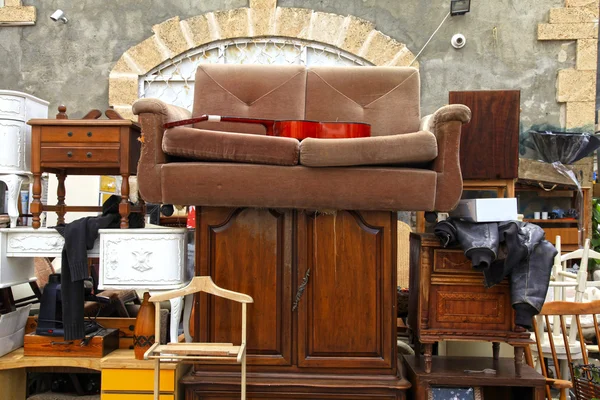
[527, 300, 600, 400]
[144, 276, 253, 400]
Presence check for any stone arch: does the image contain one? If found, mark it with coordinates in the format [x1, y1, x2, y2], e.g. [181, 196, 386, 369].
[108, 0, 418, 120]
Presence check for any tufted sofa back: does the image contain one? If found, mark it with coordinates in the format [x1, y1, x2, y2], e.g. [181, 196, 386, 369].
[192, 64, 420, 136]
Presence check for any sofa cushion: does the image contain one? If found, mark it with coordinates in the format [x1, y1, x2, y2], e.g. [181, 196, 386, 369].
[160, 162, 438, 211]
[163, 126, 300, 166]
[305, 66, 421, 136]
[299, 131, 437, 167]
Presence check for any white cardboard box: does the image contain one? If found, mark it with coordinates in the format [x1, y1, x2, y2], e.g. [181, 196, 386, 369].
[449, 198, 518, 222]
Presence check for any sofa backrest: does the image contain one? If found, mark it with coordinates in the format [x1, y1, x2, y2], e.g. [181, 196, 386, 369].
[192, 64, 307, 134]
[192, 64, 421, 136]
[305, 66, 421, 136]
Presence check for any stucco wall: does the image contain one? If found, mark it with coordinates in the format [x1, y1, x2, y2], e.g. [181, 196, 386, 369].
[0, 0, 578, 134]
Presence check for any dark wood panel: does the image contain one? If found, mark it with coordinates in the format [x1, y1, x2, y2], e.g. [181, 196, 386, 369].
[450, 90, 520, 180]
[196, 207, 293, 367]
[297, 210, 396, 370]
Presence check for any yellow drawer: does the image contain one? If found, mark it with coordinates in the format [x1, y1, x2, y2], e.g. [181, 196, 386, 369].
[102, 394, 174, 400]
[102, 369, 175, 392]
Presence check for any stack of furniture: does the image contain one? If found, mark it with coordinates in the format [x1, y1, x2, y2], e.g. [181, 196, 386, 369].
[133, 63, 471, 398]
[0, 90, 49, 228]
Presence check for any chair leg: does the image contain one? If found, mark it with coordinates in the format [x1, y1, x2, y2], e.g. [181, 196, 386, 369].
[241, 354, 246, 400]
[154, 359, 160, 400]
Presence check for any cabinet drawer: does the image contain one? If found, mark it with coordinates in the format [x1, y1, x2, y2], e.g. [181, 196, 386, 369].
[102, 369, 175, 392]
[102, 394, 174, 400]
[41, 126, 120, 142]
[433, 249, 474, 274]
[41, 146, 119, 163]
[0, 94, 26, 121]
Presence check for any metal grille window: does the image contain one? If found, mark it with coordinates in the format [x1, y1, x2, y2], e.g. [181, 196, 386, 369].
[140, 38, 373, 111]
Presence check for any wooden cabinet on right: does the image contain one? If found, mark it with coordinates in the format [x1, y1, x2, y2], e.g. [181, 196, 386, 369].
[516, 181, 591, 252]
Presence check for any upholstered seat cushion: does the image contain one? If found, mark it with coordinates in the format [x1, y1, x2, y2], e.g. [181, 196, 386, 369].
[163, 126, 300, 166]
[299, 130, 438, 167]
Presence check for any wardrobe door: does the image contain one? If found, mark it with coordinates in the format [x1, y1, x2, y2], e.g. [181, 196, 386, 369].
[296, 210, 396, 371]
[195, 207, 293, 367]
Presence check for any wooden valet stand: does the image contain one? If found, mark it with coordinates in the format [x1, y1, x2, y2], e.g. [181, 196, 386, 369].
[27, 106, 144, 229]
[144, 276, 253, 400]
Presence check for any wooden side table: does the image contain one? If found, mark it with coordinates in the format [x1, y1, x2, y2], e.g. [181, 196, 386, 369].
[404, 355, 545, 400]
[407, 233, 533, 376]
[27, 109, 143, 229]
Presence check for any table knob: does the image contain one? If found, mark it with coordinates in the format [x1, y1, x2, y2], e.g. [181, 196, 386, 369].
[86, 152, 92, 158]
[67, 151, 73, 158]
[67, 132, 73, 137]
[87, 132, 92, 137]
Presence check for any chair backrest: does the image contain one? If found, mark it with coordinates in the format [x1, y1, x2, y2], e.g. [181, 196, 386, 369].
[533, 299, 600, 396]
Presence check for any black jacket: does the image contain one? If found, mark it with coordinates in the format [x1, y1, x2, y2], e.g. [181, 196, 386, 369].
[54, 195, 143, 340]
[435, 219, 556, 329]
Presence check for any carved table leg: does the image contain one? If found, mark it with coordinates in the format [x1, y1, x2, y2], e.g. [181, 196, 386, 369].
[514, 346, 524, 377]
[1, 175, 26, 228]
[56, 171, 67, 226]
[424, 343, 433, 373]
[31, 172, 42, 229]
[169, 296, 183, 343]
[120, 173, 130, 228]
[492, 342, 500, 360]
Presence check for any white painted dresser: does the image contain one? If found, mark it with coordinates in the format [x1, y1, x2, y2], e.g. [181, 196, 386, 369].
[0, 225, 190, 342]
[0, 91, 49, 227]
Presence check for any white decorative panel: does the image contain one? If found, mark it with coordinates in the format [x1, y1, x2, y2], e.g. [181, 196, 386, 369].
[99, 227, 187, 290]
[0, 121, 24, 171]
[4, 227, 99, 257]
[0, 229, 35, 288]
[0, 95, 25, 121]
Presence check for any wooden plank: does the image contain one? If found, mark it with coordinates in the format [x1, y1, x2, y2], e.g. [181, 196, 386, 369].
[23, 329, 119, 358]
[450, 90, 520, 180]
[518, 157, 593, 187]
[26, 317, 136, 350]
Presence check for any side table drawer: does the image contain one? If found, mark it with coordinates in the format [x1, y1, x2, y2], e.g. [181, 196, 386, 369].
[102, 369, 175, 392]
[41, 126, 120, 143]
[41, 146, 119, 163]
[433, 249, 475, 275]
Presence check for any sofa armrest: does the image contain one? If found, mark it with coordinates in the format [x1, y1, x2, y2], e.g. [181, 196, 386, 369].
[422, 104, 471, 211]
[132, 98, 191, 203]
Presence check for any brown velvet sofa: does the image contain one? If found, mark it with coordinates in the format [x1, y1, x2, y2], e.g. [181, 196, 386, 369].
[132, 64, 471, 212]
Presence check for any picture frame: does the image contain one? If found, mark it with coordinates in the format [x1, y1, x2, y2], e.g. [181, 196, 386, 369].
[428, 386, 483, 400]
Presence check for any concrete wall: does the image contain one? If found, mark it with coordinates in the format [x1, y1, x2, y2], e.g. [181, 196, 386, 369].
[1, 0, 570, 132]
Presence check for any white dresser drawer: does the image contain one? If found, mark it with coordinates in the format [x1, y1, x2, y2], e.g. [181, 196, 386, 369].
[4, 227, 100, 257]
[0, 94, 26, 122]
[99, 227, 187, 290]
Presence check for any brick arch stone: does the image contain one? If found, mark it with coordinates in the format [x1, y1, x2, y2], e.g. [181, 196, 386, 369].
[108, 0, 418, 119]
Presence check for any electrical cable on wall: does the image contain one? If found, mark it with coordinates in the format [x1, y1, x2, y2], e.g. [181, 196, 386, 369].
[410, 12, 451, 66]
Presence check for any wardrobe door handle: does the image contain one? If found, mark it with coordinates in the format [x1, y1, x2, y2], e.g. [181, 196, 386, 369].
[292, 268, 311, 312]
